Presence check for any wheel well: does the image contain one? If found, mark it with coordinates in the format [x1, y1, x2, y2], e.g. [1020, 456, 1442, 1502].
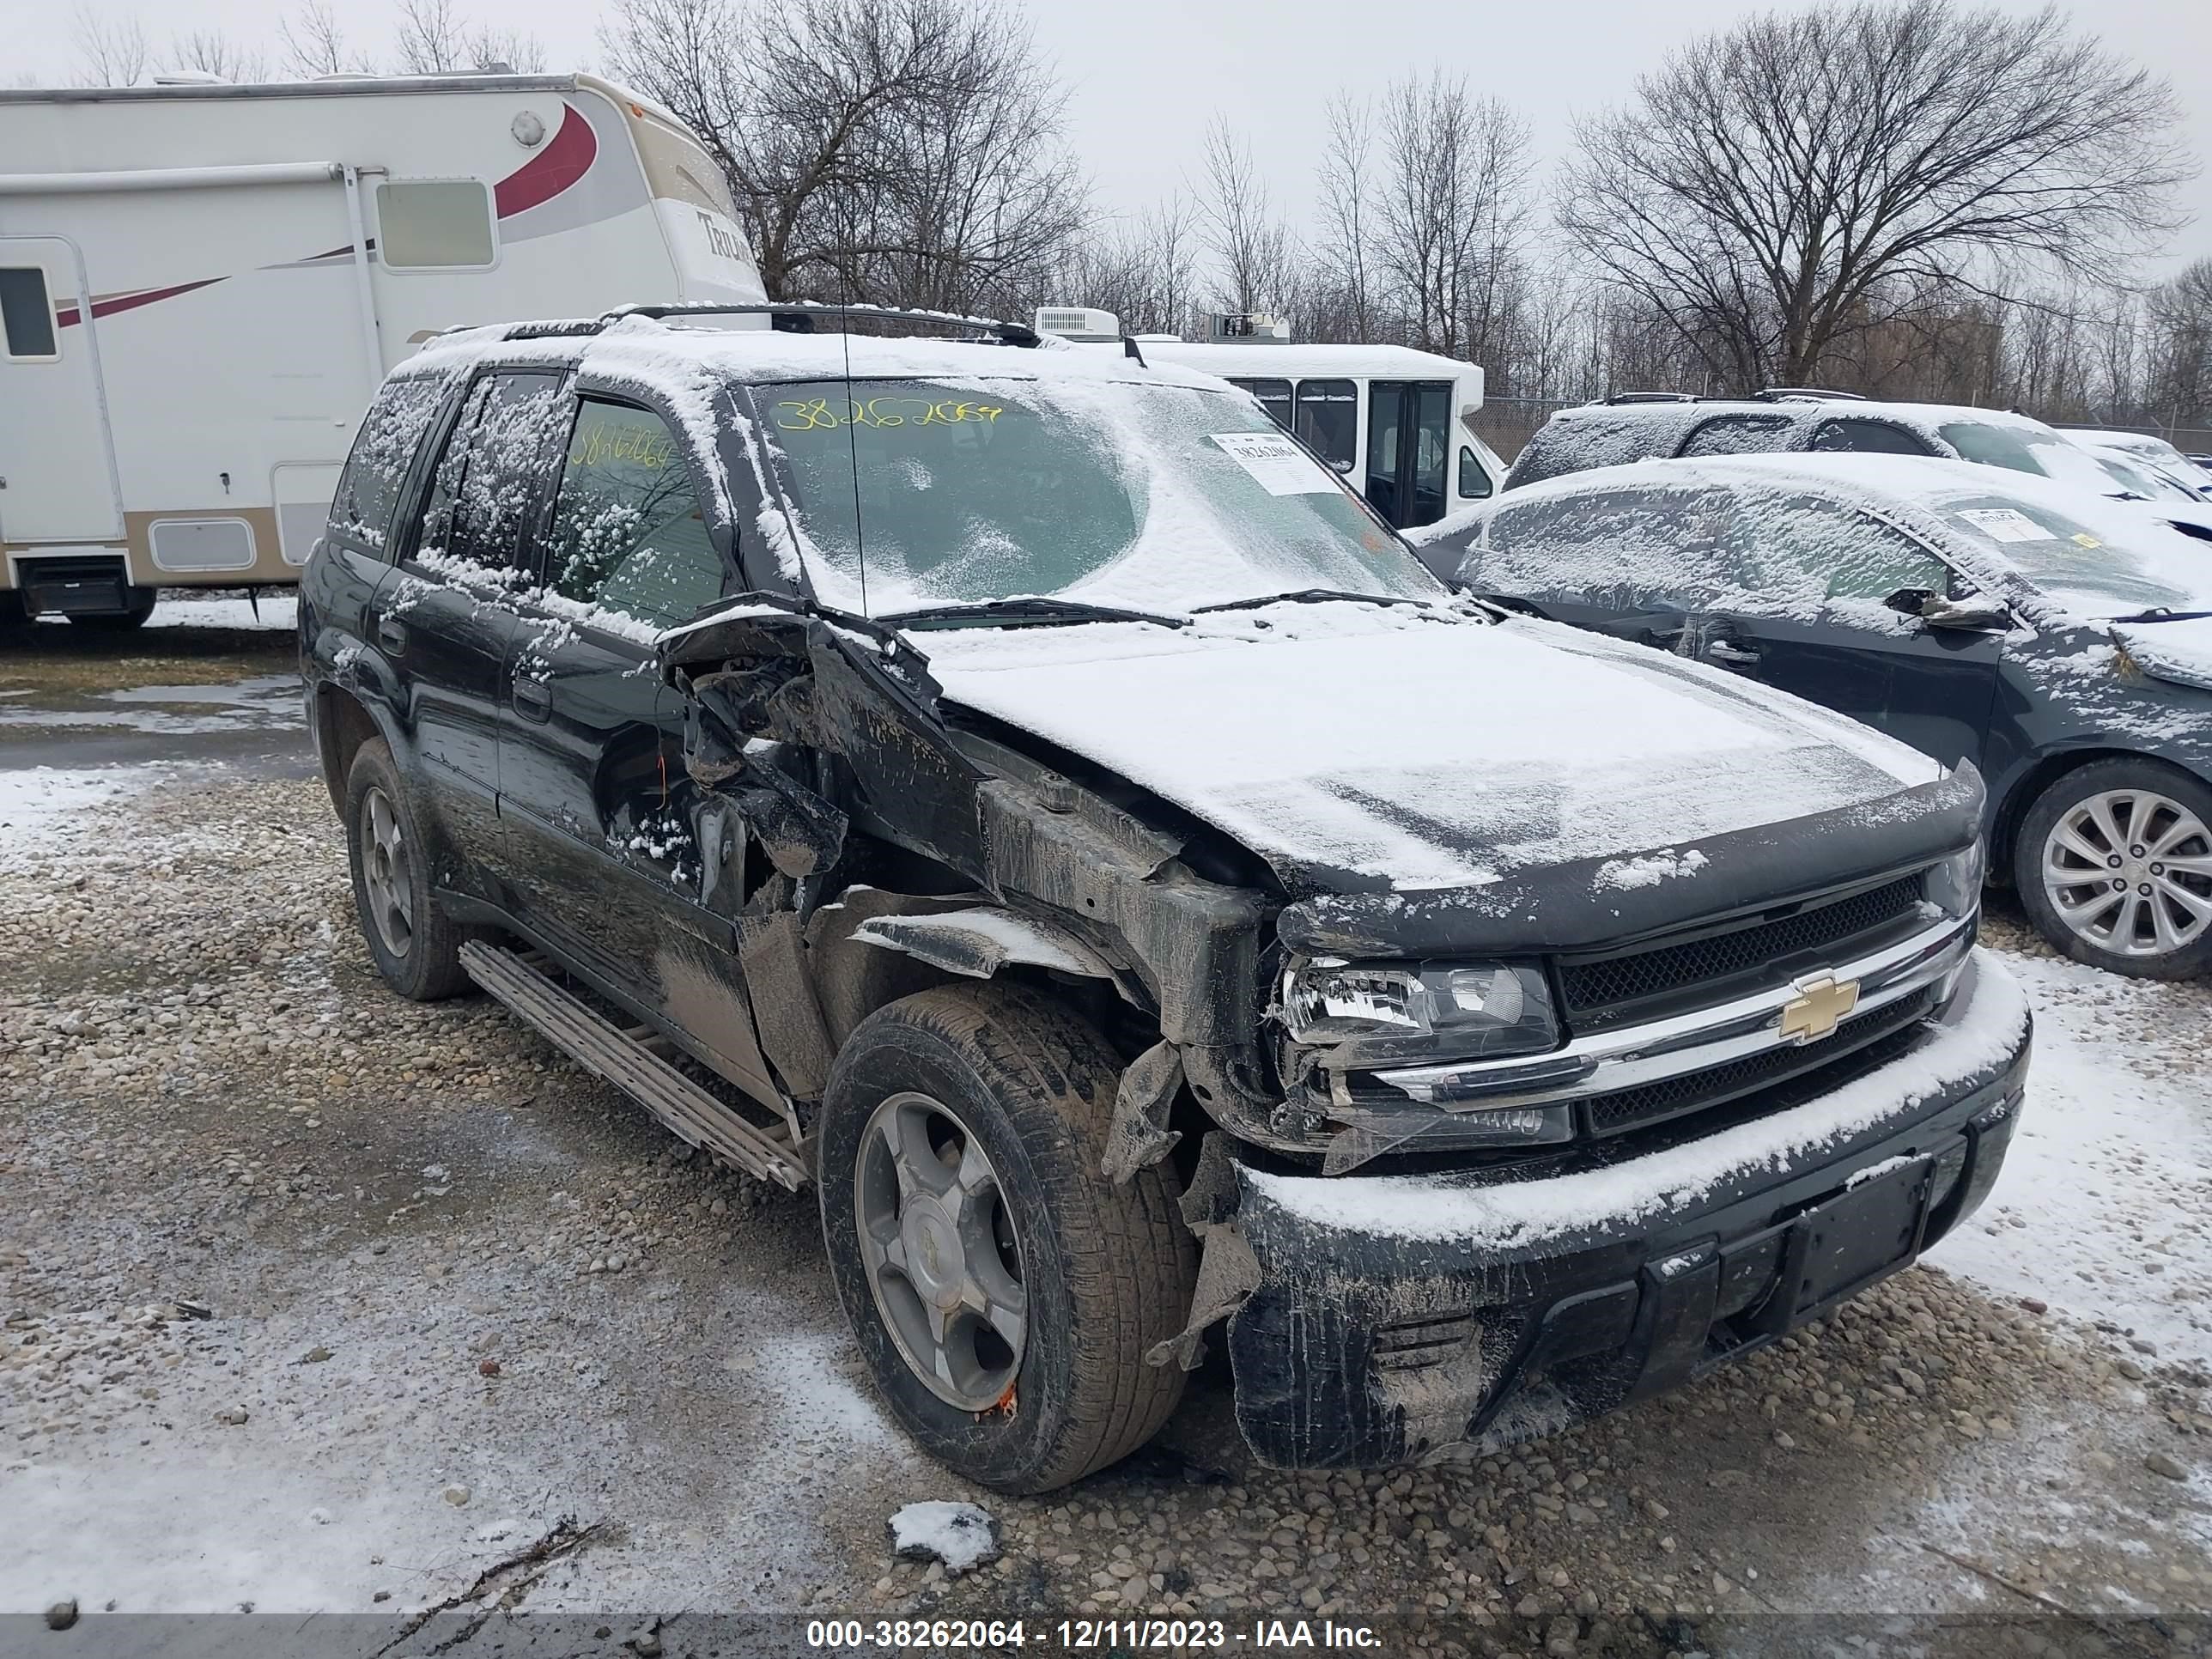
[1990, 746, 2143, 883]
[314, 686, 380, 810]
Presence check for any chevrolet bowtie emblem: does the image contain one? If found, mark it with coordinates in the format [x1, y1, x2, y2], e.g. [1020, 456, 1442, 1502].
[1779, 975, 1860, 1043]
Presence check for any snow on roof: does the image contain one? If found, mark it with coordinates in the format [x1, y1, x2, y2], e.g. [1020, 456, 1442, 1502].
[1138, 340, 1485, 387]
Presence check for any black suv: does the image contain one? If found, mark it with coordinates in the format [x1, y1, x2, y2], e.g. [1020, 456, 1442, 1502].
[302, 305, 2030, 1492]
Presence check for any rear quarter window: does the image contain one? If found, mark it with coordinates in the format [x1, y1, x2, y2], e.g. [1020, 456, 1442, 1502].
[331, 376, 451, 553]
[1503, 410, 1688, 488]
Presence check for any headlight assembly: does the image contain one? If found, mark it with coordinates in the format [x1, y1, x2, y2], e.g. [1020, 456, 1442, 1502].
[1279, 957, 1559, 1066]
[1926, 841, 1986, 921]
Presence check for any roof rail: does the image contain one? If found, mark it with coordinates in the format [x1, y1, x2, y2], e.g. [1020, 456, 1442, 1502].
[1754, 386, 1868, 402]
[1603, 391, 1699, 404]
[600, 300, 1041, 347]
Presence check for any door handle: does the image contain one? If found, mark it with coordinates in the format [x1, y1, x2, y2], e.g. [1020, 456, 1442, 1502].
[511, 677, 553, 722]
[1705, 640, 1762, 667]
[376, 613, 407, 656]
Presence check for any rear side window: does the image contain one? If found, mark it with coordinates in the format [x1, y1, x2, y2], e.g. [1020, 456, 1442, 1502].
[331, 376, 450, 552]
[414, 372, 569, 573]
[544, 401, 727, 630]
[1295, 379, 1358, 473]
[1678, 414, 1794, 456]
[1809, 419, 1932, 455]
[376, 179, 496, 269]
[1482, 485, 1743, 607]
[1, 267, 58, 359]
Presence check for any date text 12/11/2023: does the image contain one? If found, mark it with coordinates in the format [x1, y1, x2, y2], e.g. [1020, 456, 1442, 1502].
[804, 1618, 1387, 1650]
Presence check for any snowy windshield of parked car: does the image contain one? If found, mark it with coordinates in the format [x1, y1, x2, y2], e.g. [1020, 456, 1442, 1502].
[1931, 490, 2212, 617]
[757, 376, 1440, 617]
[1938, 421, 2131, 496]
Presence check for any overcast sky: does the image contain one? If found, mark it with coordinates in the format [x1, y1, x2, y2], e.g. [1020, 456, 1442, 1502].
[9, 0, 2209, 275]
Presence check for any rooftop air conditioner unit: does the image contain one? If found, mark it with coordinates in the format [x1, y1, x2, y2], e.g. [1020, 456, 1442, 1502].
[1033, 306, 1122, 342]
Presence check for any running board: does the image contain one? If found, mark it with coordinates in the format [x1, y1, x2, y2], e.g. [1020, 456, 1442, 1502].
[460, 942, 808, 1192]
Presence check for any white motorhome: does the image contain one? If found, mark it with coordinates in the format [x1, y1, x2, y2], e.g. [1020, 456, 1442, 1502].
[0, 73, 766, 627]
[1034, 307, 1498, 531]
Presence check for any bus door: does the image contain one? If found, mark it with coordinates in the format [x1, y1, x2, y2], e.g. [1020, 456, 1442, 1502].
[1366, 380, 1452, 529]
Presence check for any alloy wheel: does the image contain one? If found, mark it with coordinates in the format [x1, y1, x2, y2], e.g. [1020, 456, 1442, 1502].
[361, 785, 416, 960]
[2041, 787, 2212, 957]
[854, 1091, 1028, 1411]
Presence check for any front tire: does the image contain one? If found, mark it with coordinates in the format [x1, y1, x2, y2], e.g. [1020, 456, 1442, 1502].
[2014, 756, 2212, 979]
[818, 984, 1196, 1493]
[343, 738, 474, 1000]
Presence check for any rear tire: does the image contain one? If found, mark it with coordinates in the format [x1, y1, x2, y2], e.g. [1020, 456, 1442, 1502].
[344, 737, 474, 1000]
[818, 984, 1196, 1493]
[2014, 756, 2212, 980]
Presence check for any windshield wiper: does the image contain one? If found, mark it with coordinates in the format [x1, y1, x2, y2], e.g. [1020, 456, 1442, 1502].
[1193, 588, 1431, 614]
[2107, 608, 2212, 623]
[878, 598, 1188, 630]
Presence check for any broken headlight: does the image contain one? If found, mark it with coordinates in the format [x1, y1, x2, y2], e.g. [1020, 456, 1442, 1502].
[1924, 842, 1985, 921]
[1280, 958, 1559, 1066]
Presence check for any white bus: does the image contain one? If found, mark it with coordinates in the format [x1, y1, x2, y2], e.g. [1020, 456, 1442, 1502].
[1034, 307, 1501, 532]
[0, 72, 766, 627]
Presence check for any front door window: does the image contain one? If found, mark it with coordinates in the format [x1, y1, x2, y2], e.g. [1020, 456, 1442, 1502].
[545, 401, 729, 630]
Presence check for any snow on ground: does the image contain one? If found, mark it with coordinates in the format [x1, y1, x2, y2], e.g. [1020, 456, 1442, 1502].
[1929, 947, 2212, 1366]
[0, 767, 148, 865]
[145, 594, 298, 631]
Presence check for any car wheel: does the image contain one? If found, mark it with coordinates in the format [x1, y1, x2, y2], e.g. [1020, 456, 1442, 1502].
[2014, 757, 2212, 979]
[817, 983, 1196, 1493]
[68, 588, 157, 631]
[343, 737, 474, 1000]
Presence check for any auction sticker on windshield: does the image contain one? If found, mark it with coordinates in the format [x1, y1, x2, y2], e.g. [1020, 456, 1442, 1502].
[1210, 432, 1338, 495]
[1954, 507, 2051, 544]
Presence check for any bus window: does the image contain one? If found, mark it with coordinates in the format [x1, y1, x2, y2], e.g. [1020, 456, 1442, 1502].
[1228, 378, 1292, 432]
[1294, 380, 1358, 474]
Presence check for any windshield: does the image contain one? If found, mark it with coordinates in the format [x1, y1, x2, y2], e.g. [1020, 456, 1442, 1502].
[2094, 452, 2203, 503]
[756, 375, 1441, 617]
[1931, 490, 2212, 616]
[1939, 421, 2129, 495]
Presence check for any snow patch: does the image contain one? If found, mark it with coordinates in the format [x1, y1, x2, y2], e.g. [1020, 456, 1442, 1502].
[887, 1502, 1000, 1574]
[1594, 848, 1709, 891]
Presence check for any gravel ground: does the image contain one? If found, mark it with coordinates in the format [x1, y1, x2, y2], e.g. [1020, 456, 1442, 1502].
[1, 628, 2208, 1658]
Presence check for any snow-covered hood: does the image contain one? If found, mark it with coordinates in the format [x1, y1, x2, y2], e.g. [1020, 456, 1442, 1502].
[919, 604, 1948, 897]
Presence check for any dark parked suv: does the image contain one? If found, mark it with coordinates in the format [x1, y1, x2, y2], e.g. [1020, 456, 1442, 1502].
[302, 305, 2030, 1492]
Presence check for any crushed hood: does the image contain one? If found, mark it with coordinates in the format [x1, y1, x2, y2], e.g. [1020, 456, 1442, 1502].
[918, 605, 1947, 897]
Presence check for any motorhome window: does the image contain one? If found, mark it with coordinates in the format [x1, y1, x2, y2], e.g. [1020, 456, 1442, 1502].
[1677, 414, 1792, 456]
[545, 401, 727, 629]
[416, 373, 568, 572]
[1228, 379, 1292, 432]
[1808, 418, 1932, 455]
[376, 180, 496, 269]
[1294, 380, 1358, 472]
[0, 267, 58, 359]
[1458, 446, 1493, 500]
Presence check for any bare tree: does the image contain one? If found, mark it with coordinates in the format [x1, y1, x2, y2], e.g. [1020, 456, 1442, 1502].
[1194, 118, 1298, 318]
[604, 0, 1085, 312]
[279, 2, 377, 77]
[166, 29, 272, 82]
[2147, 258, 2212, 427]
[1374, 72, 1530, 359]
[1314, 94, 1380, 340]
[394, 0, 544, 75]
[71, 6, 148, 86]
[1559, 0, 2191, 392]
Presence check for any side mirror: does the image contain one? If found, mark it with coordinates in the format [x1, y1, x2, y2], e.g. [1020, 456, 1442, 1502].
[1883, 586, 1935, 616]
[1919, 593, 2011, 631]
[1331, 458, 1355, 475]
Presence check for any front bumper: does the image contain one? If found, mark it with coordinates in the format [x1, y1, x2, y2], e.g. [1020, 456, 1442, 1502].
[1219, 947, 2033, 1469]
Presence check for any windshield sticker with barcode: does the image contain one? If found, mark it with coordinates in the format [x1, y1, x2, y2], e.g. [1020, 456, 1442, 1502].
[1955, 507, 2051, 544]
[1209, 432, 1339, 495]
